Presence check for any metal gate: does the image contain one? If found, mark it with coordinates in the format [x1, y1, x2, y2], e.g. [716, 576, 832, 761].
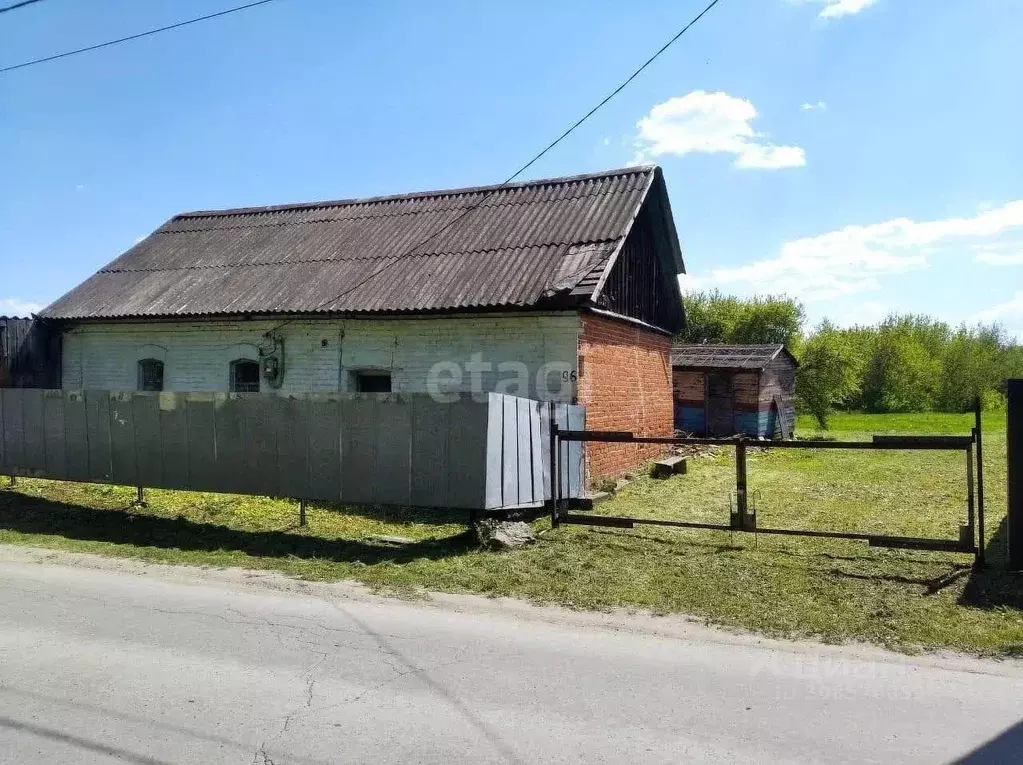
[550, 400, 987, 566]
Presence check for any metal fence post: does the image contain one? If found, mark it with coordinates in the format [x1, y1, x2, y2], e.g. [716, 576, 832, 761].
[974, 396, 985, 567]
[1008, 380, 1023, 570]
[299, 499, 308, 527]
[550, 410, 561, 528]
[965, 439, 976, 552]
[735, 437, 750, 531]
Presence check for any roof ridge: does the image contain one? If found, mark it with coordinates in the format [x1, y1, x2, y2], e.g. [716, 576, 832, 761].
[159, 183, 631, 234]
[173, 165, 658, 220]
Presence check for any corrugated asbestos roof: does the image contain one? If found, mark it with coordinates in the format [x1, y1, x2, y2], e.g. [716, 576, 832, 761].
[671, 344, 796, 371]
[42, 166, 666, 320]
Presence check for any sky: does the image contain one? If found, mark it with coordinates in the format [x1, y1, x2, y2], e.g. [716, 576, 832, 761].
[2, 0, 1022, 337]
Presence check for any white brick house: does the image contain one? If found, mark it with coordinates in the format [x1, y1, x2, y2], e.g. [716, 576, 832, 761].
[41, 166, 687, 476]
[61, 315, 581, 401]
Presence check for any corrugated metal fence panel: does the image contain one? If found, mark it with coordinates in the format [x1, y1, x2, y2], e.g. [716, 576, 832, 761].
[550, 404, 586, 500]
[525, 400, 586, 504]
[445, 397, 488, 509]
[305, 393, 340, 502]
[410, 396, 448, 507]
[157, 393, 189, 488]
[481, 395, 586, 509]
[64, 392, 89, 481]
[131, 393, 161, 488]
[0, 390, 582, 510]
[42, 390, 67, 479]
[0, 390, 500, 509]
[109, 391, 137, 486]
[0, 389, 24, 470]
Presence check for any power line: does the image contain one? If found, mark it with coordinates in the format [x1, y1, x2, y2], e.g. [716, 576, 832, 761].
[0, 0, 45, 15]
[0, 0, 276, 74]
[264, 0, 723, 334]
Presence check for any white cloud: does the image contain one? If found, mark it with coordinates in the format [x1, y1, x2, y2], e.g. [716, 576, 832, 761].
[972, 242, 1023, 266]
[0, 298, 44, 317]
[976, 252, 1023, 265]
[688, 200, 1023, 302]
[796, 0, 880, 19]
[819, 0, 879, 18]
[601, 136, 611, 147]
[975, 291, 1023, 323]
[633, 91, 806, 170]
[677, 273, 699, 295]
[800, 101, 827, 111]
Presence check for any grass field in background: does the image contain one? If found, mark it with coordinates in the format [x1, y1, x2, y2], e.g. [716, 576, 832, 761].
[0, 411, 1020, 655]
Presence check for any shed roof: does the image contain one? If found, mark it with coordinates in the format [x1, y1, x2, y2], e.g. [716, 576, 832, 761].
[41, 165, 684, 322]
[671, 344, 797, 371]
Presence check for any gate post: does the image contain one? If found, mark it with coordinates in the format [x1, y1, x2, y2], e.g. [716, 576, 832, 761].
[735, 437, 752, 531]
[974, 395, 985, 567]
[549, 402, 560, 528]
[1008, 380, 1023, 570]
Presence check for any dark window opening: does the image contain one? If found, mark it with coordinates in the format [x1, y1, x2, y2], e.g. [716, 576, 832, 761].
[137, 359, 164, 392]
[230, 359, 260, 393]
[355, 371, 391, 393]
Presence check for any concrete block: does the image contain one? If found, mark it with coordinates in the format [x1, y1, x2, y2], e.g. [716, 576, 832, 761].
[650, 456, 687, 479]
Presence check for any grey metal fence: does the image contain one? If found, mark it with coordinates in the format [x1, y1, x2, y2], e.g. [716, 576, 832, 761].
[0, 390, 584, 511]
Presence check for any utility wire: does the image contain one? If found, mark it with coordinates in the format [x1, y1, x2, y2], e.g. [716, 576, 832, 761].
[0, 0, 276, 74]
[264, 0, 723, 334]
[0, 0, 45, 15]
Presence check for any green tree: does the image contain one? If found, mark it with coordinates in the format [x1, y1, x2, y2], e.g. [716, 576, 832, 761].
[678, 293, 1022, 415]
[860, 324, 940, 412]
[680, 291, 805, 346]
[935, 325, 1003, 411]
[795, 321, 860, 428]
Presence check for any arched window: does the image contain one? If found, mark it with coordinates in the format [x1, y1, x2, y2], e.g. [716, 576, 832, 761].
[137, 358, 164, 391]
[230, 359, 260, 393]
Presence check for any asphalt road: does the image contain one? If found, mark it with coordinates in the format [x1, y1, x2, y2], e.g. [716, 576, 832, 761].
[0, 555, 1021, 765]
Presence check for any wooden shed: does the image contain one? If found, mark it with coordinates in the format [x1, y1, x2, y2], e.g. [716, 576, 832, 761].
[671, 344, 797, 439]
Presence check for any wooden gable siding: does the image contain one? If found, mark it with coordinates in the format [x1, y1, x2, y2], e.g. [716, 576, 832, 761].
[596, 200, 684, 334]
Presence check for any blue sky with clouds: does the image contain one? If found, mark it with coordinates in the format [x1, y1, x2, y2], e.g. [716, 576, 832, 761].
[2, 0, 1022, 336]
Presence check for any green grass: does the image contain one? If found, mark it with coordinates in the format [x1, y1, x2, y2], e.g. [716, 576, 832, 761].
[1, 411, 1020, 655]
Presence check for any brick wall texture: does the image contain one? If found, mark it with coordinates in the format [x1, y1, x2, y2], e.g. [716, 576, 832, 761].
[576, 313, 672, 480]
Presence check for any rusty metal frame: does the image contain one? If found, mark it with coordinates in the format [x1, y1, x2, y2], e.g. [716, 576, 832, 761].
[553, 402, 986, 562]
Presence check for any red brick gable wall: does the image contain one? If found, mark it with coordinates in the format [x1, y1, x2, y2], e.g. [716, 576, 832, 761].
[576, 313, 672, 480]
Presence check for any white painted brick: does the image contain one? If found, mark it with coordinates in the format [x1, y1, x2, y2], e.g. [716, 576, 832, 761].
[62, 314, 582, 401]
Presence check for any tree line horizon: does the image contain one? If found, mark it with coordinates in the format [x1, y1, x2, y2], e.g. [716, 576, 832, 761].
[678, 291, 1023, 428]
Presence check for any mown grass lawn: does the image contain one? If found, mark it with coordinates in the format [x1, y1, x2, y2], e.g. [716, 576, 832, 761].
[1, 411, 1020, 655]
